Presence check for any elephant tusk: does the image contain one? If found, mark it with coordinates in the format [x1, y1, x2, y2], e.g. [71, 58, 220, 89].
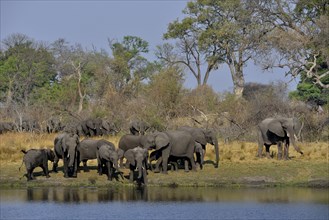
[67, 153, 70, 159]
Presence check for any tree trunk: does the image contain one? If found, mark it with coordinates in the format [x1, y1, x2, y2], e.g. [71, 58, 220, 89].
[228, 62, 245, 98]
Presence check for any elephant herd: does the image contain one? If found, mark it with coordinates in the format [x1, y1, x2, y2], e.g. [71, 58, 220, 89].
[0, 117, 118, 137]
[19, 117, 304, 184]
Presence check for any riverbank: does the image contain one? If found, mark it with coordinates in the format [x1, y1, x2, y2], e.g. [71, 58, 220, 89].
[0, 133, 328, 188]
[1, 159, 328, 189]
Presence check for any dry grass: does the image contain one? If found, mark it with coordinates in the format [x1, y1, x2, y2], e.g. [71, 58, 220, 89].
[0, 132, 328, 188]
[1, 132, 327, 163]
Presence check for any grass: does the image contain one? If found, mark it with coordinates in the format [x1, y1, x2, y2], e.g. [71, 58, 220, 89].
[0, 132, 328, 188]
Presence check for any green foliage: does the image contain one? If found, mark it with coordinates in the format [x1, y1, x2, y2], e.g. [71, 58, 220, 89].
[146, 67, 184, 118]
[0, 34, 56, 106]
[289, 54, 329, 105]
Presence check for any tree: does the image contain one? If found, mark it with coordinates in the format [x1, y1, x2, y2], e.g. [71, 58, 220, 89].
[51, 39, 100, 114]
[0, 33, 56, 108]
[256, 0, 329, 89]
[289, 56, 328, 106]
[108, 36, 158, 95]
[158, 0, 268, 97]
[146, 67, 184, 119]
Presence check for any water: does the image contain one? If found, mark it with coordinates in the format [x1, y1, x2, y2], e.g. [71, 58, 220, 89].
[1, 187, 328, 220]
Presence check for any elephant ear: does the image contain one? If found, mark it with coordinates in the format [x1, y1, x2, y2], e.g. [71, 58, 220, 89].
[155, 132, 170, 150]
[194, 130, 207, 146]
[124, 149, 135, 166]
[268, 120, 285, 137]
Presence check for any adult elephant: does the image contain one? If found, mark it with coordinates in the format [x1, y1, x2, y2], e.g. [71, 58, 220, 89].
[77, 139, 116, 172]
[97, 144, 120, 181]
[53, 133, 80, 178]
[124, 146, 148, 184]
[129, 120, 150, 135]
[117, 134, 156, 166]
[101, 120, 119, 136]
[178, 126, 219, 168]
[153, 130, 197, 174]
[257, 117, 304, 159]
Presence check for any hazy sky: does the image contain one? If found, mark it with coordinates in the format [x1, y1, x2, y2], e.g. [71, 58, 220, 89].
[1, 0, 299, 92]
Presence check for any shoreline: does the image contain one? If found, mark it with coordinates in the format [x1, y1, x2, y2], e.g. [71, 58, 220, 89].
[1, 160, 328, 189]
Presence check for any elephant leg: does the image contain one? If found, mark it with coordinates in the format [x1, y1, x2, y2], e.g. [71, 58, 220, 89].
[129, 169, 134, 182]
[83, 161, 89, 172]
[26, 168, 33, 181]
[63, 157, 69, 178]
[72, 154, 78, 178]
[41, 164, 50, 178]
[184, 159, 189, 172]
[107, 161, 112, 181]
[117, 149, 124, 168]
[265, 144, 271, 159]
[154, 157, 162, 173]
[283, 141, 290, 160]
[142, 167, 148, 185]
[97, 158, 103, 175]
[52, 156, 59, 173]
[188, 156, 196, 171]
[161, 156, 169, 174]
[277, 142, 283, 160]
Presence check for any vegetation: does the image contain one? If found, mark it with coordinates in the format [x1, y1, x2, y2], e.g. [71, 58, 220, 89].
[0, 1, 328, 188]
[0, 133, 328, 188]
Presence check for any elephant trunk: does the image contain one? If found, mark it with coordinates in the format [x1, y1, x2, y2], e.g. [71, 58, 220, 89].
[289, 130, 303, 155]
[113, 160, 120, 173]
[137, 160, 143, 179]
[213, 138, 219, 168]
[68, 149, 76, 168]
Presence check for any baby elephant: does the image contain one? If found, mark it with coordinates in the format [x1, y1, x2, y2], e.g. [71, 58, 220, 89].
[20, 149, 55, 181]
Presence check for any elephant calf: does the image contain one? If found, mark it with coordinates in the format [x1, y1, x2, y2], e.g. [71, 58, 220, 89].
[20, 149, 55, 181]
[97, 144, 120, 181]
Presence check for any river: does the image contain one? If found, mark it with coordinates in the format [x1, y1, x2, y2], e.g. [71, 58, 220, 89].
[1, 187, 328, 219]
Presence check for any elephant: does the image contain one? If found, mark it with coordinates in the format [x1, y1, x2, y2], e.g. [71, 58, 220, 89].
[19, 149, 55, 181]
[149, 150, 179, 171]
[46, 117, 64, 133]
[153, 130, 197, 174]
[19, 119, 41, 132]
[80, 119, 98, 137]
[257, 117, 304, 160]
[96, 144, 120, 180]
[117, 134, 156, 166]
[178, 126, 219, 168]
[124, 146, 148, 184]
[129, 120, 150, 135]
[149, 142, 204, 171]
[53, 133, 80, 178]
[74, 118, 118, 137]
[101, 120, 119, 136]
[0, 122, 15, 134]
[77, 139, 116, 172]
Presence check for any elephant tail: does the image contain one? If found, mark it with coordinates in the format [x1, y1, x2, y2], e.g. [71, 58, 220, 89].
[21, 149, 27, 154]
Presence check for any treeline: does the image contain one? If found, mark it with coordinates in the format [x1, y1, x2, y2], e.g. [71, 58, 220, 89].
[0, 0, 328, 141]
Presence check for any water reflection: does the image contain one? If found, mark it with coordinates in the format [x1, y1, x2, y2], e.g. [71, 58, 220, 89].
[1, 187, 328, 204]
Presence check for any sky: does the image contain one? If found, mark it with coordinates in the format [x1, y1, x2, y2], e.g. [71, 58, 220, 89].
[0, 0, 299, 93]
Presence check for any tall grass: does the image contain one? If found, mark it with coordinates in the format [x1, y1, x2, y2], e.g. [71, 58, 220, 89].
[1, 133, 327, 163]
